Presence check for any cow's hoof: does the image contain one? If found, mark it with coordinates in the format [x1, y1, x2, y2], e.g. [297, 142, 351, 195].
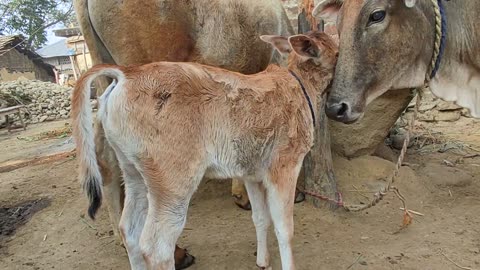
[294, 190, 306, 203]
[233, 195, 251, 211]
[175, 251, 195, 270]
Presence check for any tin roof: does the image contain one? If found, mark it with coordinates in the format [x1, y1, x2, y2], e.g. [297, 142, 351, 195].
[36, 39, 75, 58]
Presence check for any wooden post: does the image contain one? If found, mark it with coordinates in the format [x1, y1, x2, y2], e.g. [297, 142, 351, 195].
[69, 55, 78, 81]
[53, 67, 59, 84]
[302, 97, 340, 208]
[301, 0, 319, 30]
[17, 108, 26, 131]
[297, 0, 340, 208]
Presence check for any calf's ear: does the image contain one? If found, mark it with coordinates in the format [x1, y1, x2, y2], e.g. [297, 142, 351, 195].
[288, 35, 320, 59]
[260, 35, 291, 54]
[313, 0, 342, 23]
[404, 0, 417, 8]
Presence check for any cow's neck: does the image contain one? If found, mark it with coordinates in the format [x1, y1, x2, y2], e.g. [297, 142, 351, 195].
[426, 1, 480, 117]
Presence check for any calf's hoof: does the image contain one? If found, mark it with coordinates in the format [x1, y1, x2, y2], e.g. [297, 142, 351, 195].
[233, 194, 251, 210]
[175, 247, 195, 270]
[294, 190, 306, 203]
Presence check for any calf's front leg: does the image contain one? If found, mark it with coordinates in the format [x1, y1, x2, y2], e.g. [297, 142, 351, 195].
[266, 159, 304, 270]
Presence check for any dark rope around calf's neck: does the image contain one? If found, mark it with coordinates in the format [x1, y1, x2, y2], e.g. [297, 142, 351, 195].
[289, 70, 316, 127]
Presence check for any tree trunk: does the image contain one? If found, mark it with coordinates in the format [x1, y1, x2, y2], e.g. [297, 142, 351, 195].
[297, 0, 338, 208]
[301, 97, 339, 208]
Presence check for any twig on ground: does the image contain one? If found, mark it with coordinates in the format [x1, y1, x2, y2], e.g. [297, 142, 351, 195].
[57, 201, 68, 217]
[43, 234, 47, 241]
[448, 189, 453, 197]
[399, 208, 424, 216]
[440, 250, 472, 270]
[443, 159, 455, 167]
[346, 254, 363, 270]
[80, 217, 97, 230]
[100, 239, 115, 247]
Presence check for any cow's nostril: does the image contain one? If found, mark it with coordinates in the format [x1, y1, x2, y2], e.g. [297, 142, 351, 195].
[326, 101, 350, 121]
[337, 102, 348, 117]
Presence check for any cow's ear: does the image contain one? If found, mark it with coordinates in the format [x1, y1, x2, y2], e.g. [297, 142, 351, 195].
[313, 0, 343, 23]
[404, 0, 417, 8]
[260, 35, 291, 54]
[288, 35, 320, 59]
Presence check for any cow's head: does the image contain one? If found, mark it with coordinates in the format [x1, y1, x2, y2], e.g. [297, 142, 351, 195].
[315, 0, 435, 123]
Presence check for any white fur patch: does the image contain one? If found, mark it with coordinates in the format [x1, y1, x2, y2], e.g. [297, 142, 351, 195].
[404, 0, 416, 8]
[429, 64, 480, 118]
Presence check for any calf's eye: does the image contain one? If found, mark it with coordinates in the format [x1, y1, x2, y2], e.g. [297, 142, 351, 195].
[368, 10, 386, 26]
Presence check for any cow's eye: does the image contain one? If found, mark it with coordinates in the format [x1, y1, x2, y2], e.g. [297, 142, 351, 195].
[368, 10, 386, 26]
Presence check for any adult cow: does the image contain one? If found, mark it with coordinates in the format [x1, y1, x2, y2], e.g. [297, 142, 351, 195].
[313, 0, 480, 123]
[73, 0, 293, 269]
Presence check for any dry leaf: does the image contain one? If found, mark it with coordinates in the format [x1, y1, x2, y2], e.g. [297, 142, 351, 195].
[402, 210, 413, 227]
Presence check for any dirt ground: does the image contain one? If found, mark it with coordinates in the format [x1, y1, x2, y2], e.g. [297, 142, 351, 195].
[0, 116, 479, 270]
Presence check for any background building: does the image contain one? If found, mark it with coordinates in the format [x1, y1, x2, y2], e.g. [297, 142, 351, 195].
[0, 35, 55, 82]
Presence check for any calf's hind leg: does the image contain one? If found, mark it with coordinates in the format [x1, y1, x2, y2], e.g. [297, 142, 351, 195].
[112, 149, 148, 270]
[139, 159, 204, 270]
[96, 123, 194, 269]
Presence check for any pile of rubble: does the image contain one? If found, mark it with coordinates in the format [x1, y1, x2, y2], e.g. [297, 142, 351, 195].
[408, 90, 472, 122]
[388, 90, 473, 150]
[0, 79, 75, 125]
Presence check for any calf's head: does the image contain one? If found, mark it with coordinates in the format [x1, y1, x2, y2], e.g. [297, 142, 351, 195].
[314, 0, 435, 123]
[260, 31, 338, 79]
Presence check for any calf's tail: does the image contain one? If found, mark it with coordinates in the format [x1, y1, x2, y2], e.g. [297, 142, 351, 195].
[71, 64, 125, 219]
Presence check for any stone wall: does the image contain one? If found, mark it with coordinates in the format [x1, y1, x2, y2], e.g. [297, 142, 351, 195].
[0, 80, 77, 126]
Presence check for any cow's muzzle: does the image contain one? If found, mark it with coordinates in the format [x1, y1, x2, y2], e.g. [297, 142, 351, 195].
[325, 99, 361, 124]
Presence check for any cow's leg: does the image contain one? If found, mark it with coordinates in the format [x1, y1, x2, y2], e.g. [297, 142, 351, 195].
[174, 245, 195, 270]
[233, 179, 304, 212]
[104, 171, 124, 238]
[232, 179, 251, 210]
[95, 122, 125, 239]
[244, 181, 271, 269]
[139, 161, 203, 270]
[266, 159, 303, 270]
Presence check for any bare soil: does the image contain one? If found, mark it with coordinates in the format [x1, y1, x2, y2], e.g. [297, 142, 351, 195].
[0, 118, 479, 270]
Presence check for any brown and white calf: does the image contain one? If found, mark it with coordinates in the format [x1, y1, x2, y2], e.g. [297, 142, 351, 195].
[313, 0, 480, 123]
[72, 31, 337, 270]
